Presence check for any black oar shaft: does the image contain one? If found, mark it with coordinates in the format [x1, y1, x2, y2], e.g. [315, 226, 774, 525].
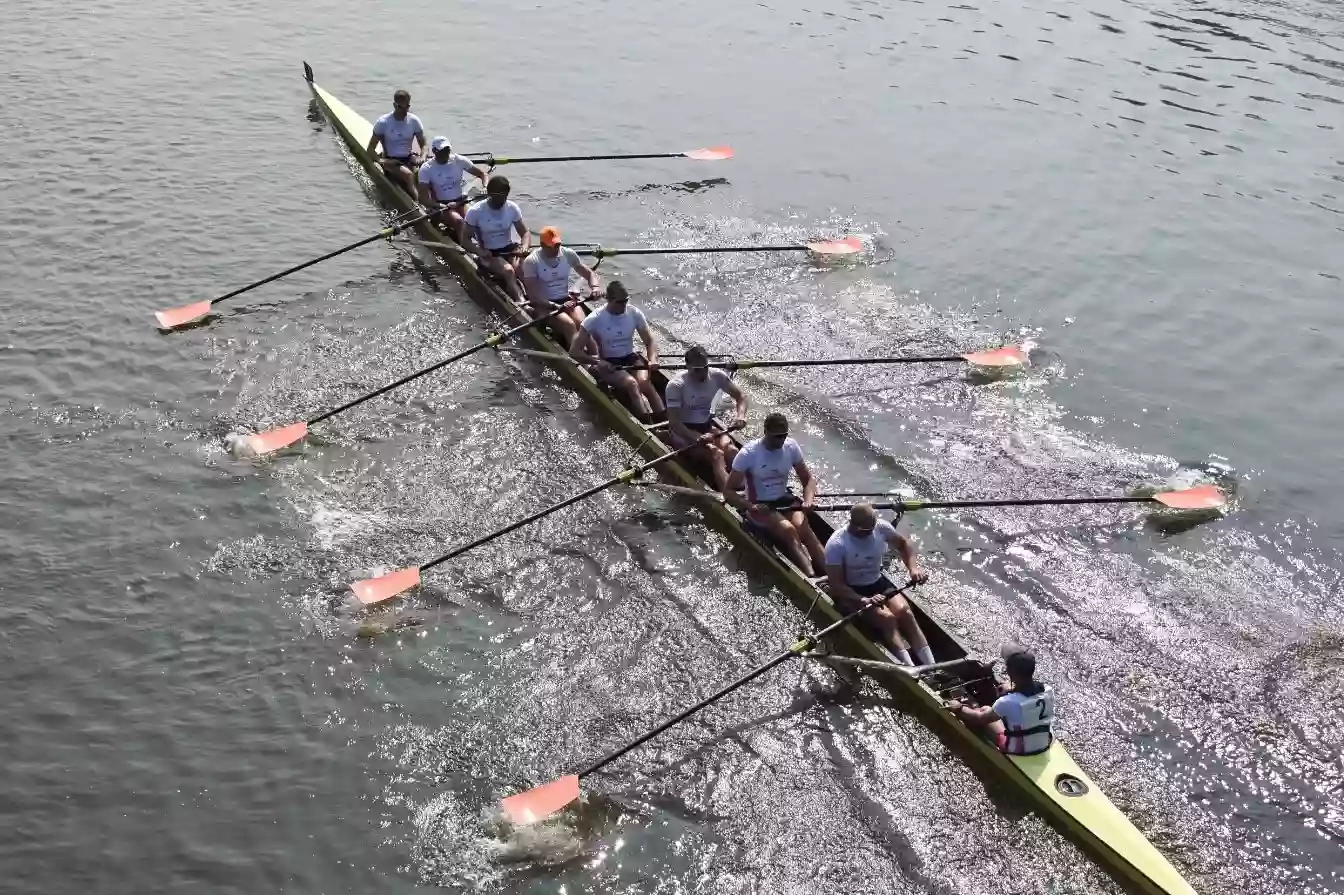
[420, 441, 701, 573]
[576, 581, 915, 780]
[210, 211, 431, 308]
[658, 355, 965, 371]
[578, 244, 809, 258]
[472, 152, 684, 164]
[816, 495, 1154, 512]
[306, 306, 567, 426]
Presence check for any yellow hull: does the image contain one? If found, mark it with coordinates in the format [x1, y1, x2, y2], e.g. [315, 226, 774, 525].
[302, 62, 1198, 895]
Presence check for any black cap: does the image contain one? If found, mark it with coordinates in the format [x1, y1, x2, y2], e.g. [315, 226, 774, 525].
[1001, 642, 1036, 677]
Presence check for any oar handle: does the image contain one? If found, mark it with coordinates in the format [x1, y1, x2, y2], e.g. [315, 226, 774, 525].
[307, 303, 572, 425]
[419, 440, 701, 573]
[814, 495, 1154, 512]
[576, 580, 915, 780]
[209, 210, 433, 308]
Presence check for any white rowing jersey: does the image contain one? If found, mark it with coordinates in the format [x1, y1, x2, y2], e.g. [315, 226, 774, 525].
[993, 685, 1056, 755]
[824, 519, 899, 587]
[580, 305, 649, 358]
[418, 153, 474, 201]
[666, 369, 734, 425]
[731, 437, 804, 502]
[464, 200, 524, 250]
[372, 112, 425, 158]
[521, 247, 583, 301]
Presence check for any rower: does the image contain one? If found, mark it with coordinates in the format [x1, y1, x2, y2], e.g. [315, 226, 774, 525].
[365, 89, 426, 199]
[416, 136, 487, 241]
[948, 643, 1056, 756]
[520, 226, 599, 344]
[665, 345, 748, 489]
[568, 281, 665, 423]
[463, 175, 530, 301]
[722, 412, 827, 576]
[823, 503, 933, 666]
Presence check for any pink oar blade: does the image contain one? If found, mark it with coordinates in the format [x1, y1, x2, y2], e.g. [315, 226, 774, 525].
[155, 301, 213, 329]
[963, 345, 1029, 367]
[806, 236, 865, 255]
[683, 146, 734, 161]
[1153, 484, 1226, 510]
[500, 775, 581, 825]
[246, 422, 309, 456]
[351, 567, 422, 605]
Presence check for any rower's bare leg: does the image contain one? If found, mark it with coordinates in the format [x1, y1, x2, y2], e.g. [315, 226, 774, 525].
[609, 371, 652, 421]
[887, 595, 934, 664]
[534, 304, 578, 345]
[789, 509, 828, 572]
[754, 510, 813, 575]
[721, 438, 740, 468]
[868, 604, 912, 654]
[705, 444, 730, 490]
[390, 163, 417, 199]
[635, 370, 665, 414]
[484, 257, 523, 302]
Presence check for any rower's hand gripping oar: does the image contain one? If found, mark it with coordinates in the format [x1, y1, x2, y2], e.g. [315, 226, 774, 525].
[351, 439, 710, 605]
[658, 346, 1029, 371]
[154, 209, 439, 329]
[245, 302, 583, 455]
[500, 579, 919, 824]
[813, 485, 1227, 513]
[463, 147, 735, 165]
[576, 237, 866, 259]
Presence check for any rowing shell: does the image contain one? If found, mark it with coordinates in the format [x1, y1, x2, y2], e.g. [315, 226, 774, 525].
[301, 61, 1198, 895]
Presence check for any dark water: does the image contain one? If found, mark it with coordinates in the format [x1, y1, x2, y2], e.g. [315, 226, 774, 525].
[2, 0, 1341, 891]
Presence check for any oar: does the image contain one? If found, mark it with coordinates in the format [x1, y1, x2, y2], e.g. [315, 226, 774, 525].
[632, 483, 1226, 513]
[580, 237, 865, 259]
[243, 304, 581, 455]
[499, 579, 917, 824]
[155, 210, 437, 329]
[465, 147, 734, 164]
[350, 440, 707, 605]
[658, 346, 1029, 371]
[813, 484, 1227, 513]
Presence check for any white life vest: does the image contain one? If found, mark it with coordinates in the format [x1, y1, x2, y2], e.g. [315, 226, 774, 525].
[993, 684, 1056, 755]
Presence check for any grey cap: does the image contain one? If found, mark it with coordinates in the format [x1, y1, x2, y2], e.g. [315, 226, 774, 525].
[1000, 642, 1036, 677]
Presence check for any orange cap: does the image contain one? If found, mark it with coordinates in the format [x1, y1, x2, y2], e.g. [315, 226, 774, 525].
[540, 226, 562, 247]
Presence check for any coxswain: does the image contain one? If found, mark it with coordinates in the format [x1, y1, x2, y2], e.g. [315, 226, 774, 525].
[365, 89, 426, 199]
[520, 226, 599, 344]
[722, 412, 827, 575]
[665, 345, 748, 488]
[823, 503, 933, 666]
[948, 643, 1056, 756]
[463, 175, 530, 301]
[567, 281, 665, 422]
[416, 136, 487, 240]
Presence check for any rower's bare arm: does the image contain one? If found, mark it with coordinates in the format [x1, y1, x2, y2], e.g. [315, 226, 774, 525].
[468, 164, 488, 185]
[413, 130, 427, 159]
[366, 133, 382, 158]
[724, 380, 749, 425]
[887, 531, 926, 581]
[569, 328, 599, 365]
[666, 404, 695, 445]
[575, 258, 598, 289]
[723, 469, 751, 511]
[795, 460, 817, 507]
[522, 278, 552, 311]
[637, 324, 658, 365]
[416, 181, 435, 208]
[516, 217, 532, 251]
[953, 703, 999, 724]
[462, 223, 485, 256]
[825, 563, 862, 604]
